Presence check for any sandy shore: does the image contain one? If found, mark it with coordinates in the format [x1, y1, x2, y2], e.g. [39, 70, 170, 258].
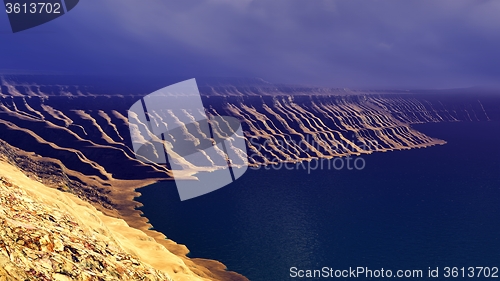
[0, 159, 247, 281]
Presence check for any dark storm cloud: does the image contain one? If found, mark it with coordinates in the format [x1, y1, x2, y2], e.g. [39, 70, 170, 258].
[0, 0, 499, 88]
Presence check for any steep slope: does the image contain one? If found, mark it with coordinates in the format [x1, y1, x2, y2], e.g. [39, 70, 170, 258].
[0, 140, 247, 281]
[0, 157, 245, 280]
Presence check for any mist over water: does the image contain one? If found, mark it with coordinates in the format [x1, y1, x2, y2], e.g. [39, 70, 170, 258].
[137, 121, 500, 281]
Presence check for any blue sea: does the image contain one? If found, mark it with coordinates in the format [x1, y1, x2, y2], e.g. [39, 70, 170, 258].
[137, 121, 500, 280]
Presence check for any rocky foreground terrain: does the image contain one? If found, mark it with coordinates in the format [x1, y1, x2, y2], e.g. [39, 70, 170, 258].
[0, 156, 236, 281]
[0, 177, 171, 280]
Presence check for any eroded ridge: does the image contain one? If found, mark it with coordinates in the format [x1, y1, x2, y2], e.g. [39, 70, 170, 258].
[368, 96, 492, 123]
[0, 93, 497, 186]
[207, 95, 448, 166]
[126, 93, 497, 169]
[0, 96, 171, 182]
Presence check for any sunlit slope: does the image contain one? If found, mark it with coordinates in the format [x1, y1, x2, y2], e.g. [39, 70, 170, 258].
[0, 140, 248, 281]
[0, 158, 237, 281]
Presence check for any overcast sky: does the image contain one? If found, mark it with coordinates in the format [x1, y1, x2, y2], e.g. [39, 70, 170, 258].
[1, 0, 499, 89]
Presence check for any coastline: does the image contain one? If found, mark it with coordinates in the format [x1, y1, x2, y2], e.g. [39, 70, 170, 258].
[0, 159, 248, 280]
[0, 140, 248, 281]
[113, 180, 250, 281]
[0, 127, 447, 280]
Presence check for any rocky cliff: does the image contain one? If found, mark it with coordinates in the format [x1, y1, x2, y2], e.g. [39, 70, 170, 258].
[0, 154, 245, 280]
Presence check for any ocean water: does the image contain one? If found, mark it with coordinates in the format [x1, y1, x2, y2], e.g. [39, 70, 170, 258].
[137, 121, 500, 280]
